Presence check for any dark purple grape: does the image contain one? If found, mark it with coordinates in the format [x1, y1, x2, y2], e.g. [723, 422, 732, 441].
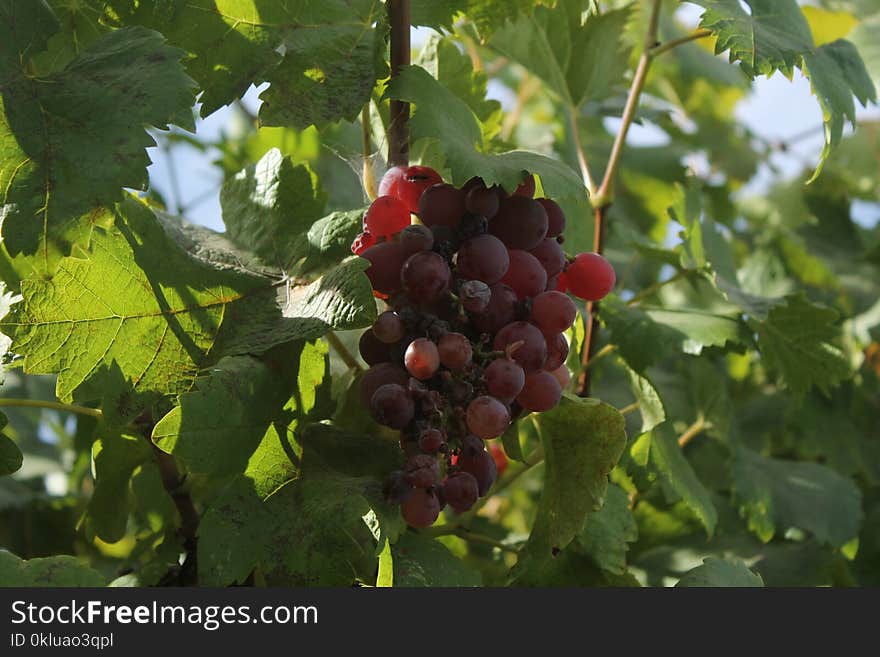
[456, 213, 489, 241]
[494, 321, 547, 372]
[473, 283, 518, 334]
[418, 428, 446, 454]
[544, 332, 569, 371]
[530, 237, 566, 278]
[458, 449, 497, 496]
[489, 196, 548, 250]
[437, 332, 473, 370]
[370, 383, 415, 429]
[362, 241, 408, 295]
[460, 434, 485, 459]
[373, 310, 405, 344]
[359, 363, 409, 406]
[359, 330, 390, 365]
[517, 370, 562, 412]
[485, 358, 526, 402]
[550, 365, 571, 389]
[383, 471, 413, 504]
[404, 337, 440, 380]
[401, 251, 451, 302]
[537, 198, 566, 237]
[465, 185, 500, 219]
[455, 234, 510, 285]
[466, 395, 511, 439]
[398, 224, 434, 255]
[443, 472, 480, 513]
[419, 183, 466, 228]
[459, 279, 491, 313]
[531, 291, 577, 334]
[404, 454, 440, 488]
[401, 488, 442, 528]
[500, 250, 547, 299]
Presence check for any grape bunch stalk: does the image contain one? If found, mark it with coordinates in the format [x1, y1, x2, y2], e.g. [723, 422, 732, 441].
[352, 165, 615, 528]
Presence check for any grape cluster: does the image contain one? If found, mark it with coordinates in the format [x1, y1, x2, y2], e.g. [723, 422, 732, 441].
[353, 165, 615, 528]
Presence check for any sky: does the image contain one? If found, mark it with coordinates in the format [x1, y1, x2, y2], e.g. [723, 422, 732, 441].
[145, 17, 880, 233]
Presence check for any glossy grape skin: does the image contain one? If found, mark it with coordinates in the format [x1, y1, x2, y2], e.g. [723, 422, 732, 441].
[359, 330, 390, 365]
[458, 448, 497, 496]
[516, 370, 562, 412]
[466, 395, 511, 439]
[472, 283, 518, 334]
[401, 251, 451, 302]
[493, 321, 548, 372]
[500, 250, 548, 299]
[531, 291, 577, 334]
[489, 196, 548, 250]
[537, 198, 566, 237]
[370, 383, 415, 429]
[443, 472, 480, 513]
[362, 241, 408, 295]
[566, 252, 616, 301]
[373, 311, 405, 344]
[379, 165, 443, 213]
[456, 234, 510, 285]
[401, 487, 442, 528]
[485, 358, 526, 402]
[404, 338, 441, 380]
[398, 224, 434, 255]
[364, 195, 411, 238]
[437, 332, 472, 370]
[459, 279, 491, 313]
[418, 428, 446, 454]
[530, 237, 566, 278]
[544, 332, 569, 371]
[359, 363, 409, 406]
[419, 183, 466, 228]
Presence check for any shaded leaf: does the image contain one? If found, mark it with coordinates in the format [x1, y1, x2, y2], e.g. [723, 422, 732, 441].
[0, 550, 106, 586]
[391, 532, 482, 587]
[676, 557, 764, 587]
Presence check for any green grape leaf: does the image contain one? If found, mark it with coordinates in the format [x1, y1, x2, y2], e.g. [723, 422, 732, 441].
[623, 364, 666, 436]
[512, 395, 626, 577]
[411, 1, 556, 39]
[385, 65, 585, 199]
[85, 428, 153, 543]
[391, 532, 482, 587]
[300, 208, 366, 275]
[490, 4, 632, 108]
[640, 424, 718, 536]
[691, 0, 814, 78]
[0, 25, 196, 259]
[220, 149, 327, 269]
[576, 484, 638, 575]
[0, 550, 106, 587]
[676, 557, 764, 587]
[601, 296, 747, 374]
[152, 356, 291, 477]
[732, 446, 863, 547]
[0, 411, 22, 476]
[0, 0, 58, 67]
[752, 294, 851, 397]
[801, 39, 878, 181]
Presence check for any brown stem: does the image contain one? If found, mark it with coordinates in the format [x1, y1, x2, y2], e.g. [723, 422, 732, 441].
[327, 331, 363, 372]
[388, 0, 411, 167]
[678, 417, 709, 448]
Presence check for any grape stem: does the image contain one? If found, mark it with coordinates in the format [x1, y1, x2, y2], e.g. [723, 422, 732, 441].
[326, 331, 363, 373]
[387, 0, 411, 167]
[678, 416, 710, 448]
[0, 398, 103, 418]
[618, 401, 640, 416]
[626, 269, 686, 306]
[649, 28, 713, 57]
[577, 0, 663, 398]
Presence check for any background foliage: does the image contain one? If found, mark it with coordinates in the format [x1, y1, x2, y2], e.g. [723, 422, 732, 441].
[0, 0, 878, 587]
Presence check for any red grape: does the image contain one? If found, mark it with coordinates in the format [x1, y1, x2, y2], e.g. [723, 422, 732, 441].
[379, 165, 443, 213]
[485, 358, 526, 402]
[359, 330, 390, 365]
[556, 270, 569, 293]
[362, 241, 408, 295]
[359, 363, 409, 406]
[494, 321, 547, 372]
[544, 332, 569, 371]
[473, 284, 517, 334]
[516, 370, 562, 412]
[401, 251, 451, 302]
[459, 279, 491, 313]
[466, 395, 510, 439]
[370, 383, 415, 429]
[550, 365, 571, 389]
[418, 428, 446, 454]
[514, 173, 536, 198]
[458, 447, 497, 496]
[404, 338, 440, 380]
[456, 234, 510, 284]
[419, 183, 466, 228]
[401, 487, 441, 528]
[530, 237, 566, 278]
[404, 454, 440, 488]
[500, 250, 547, 299]
[489, 442, 509, 476]
[397, 224, 434, 255]
[465, 184, 500, 219]
[531, 291, 577, 334]
[489, 196, 548, 250]
[443, 471, 479, 513]
[372, 310, 405, 344]
[383, 471, 412, 505]
[437, 332, 472, 370]
[566, 252, 615, 301]
[537, 198, 566, 237]
[351, 230, 376, 255]
[364, 195, 411, 238]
